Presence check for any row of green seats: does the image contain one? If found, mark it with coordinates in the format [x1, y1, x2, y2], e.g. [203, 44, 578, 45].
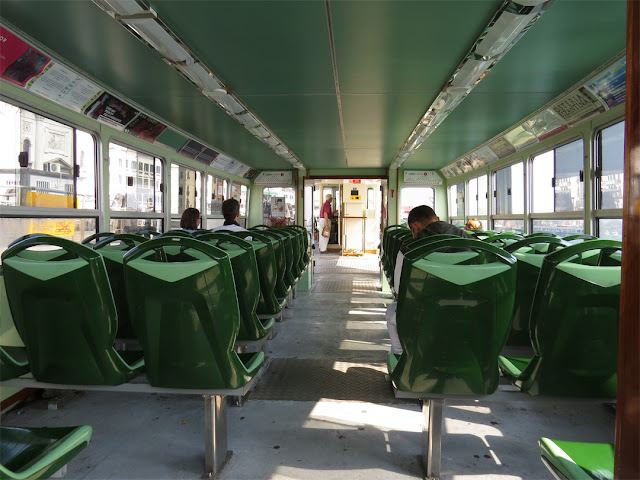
[1, 235, 263, 389]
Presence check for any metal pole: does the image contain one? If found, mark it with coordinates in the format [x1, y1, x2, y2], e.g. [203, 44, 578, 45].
[422, 399, 444, 480]
[203, 395, 229, 478]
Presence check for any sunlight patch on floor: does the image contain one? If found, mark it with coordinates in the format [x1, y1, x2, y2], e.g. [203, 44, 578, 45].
[306, 401, 422, 433]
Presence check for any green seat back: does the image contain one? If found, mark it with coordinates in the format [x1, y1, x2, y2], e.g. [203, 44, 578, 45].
[518, 240, 622, 396]
[0, 346, 29, 381]
[255, 229, 296, 289]
[123, 237, 263, 389]
[278, 229, 302, 278]
[81, 232, 116, 245]
[539, 438, 614, 480]
[1, 237, 144, 385]
[286, 225, 311, 264]
[0, 425, 92, 480]
[382, 226, 410, 274]
[386, 230, 413, 281]
[93, 234, 149, 339]
[231, 231, 284, 315]
[391, 238, 517, 395]
[198, 233, 271, 341]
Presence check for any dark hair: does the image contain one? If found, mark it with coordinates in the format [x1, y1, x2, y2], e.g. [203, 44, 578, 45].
[221, 198, 240, 221]
[407, 205, 437, 225]
[180, 207, 200, 229]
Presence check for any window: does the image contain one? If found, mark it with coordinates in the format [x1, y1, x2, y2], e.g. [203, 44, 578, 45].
[594, 121, 624, 240]
[367, 187, 376, 210]
[598, 218, 623, 240]
[447, 184, 464, 219]
[467, 175, 488, 227]
[206, 174, 228, 217]
[170, 164, 202, 215]
[110, 143, 163, 213]
[532, 139, 584, 213]
[263, 187, 296, 226]
[231, 182, 249, 217]
[492, 219, 524, 234]
[0, 100, 96, 210]
[532, 219, 584, 236]
[400, 186, 435, 223]
[0, 100, 98, 252]
[493, 162, 524, 215]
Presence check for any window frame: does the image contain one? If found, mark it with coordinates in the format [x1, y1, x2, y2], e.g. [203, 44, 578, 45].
[490, 160, 525, 231]
[593, 120, 624, 239]
[169, 161, 203, 229]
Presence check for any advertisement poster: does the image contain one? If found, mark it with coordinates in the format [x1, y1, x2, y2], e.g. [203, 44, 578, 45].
[0, 27, 50, 87]
[26, 62, 103, 113]
[270, 196, 286, 217]
[522, 108, 567, 141]
[550, 87, 603, 126]
[584, 57, 626, 110]
[254, 171, 293, 185]
[177, 139, 206, 160]
[84, 92, 138, 130]
[125, 113, 167, 143]
[403, 170, 443, 185]
[488, 137, 517, 159]
[198, 147, 219, 164]
[504, 125, 538, 151]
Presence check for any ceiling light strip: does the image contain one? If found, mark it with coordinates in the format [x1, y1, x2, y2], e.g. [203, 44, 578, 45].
[92, 0, 305, 170]
[390, 0, 553, 170]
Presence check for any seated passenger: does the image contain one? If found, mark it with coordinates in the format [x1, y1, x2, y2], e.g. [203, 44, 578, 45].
[211, 198, 248, 233]
[180, 207, 201, 232]
[387, 205, 473, 354]
[465, 218, 483, 230]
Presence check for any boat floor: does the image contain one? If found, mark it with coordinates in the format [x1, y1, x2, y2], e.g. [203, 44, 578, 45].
[1, 253, 615, 479]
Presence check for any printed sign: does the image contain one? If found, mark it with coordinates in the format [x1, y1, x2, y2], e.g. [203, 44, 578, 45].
[403, 170, 443, 185]
[254, 171, 293, 185]
[0, 27, 50, 87]
[125, 113, 167, 143]
[84, 92, 139, 130]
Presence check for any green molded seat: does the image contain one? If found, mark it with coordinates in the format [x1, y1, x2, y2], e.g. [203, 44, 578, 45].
[254, 229, 296, 290]
[0, 346, 29, 381]
[157, 230, 194, 238]
[286, 225, 311, 265]
[483, 232, 524, 248]
[0, 425, 92, 480]
[283, 226, 307, 272]
[277, 228, 303, 279]
[137, 229, 160, 239]
[230, 231, 286, 315]
[7, 235, 75, 262]
[382, 226, 410, 274]
[499, 240, 622, 396]
[198, 233, 274, 342]
[539, 438, 614, 480]
[81, 232, 115, 245]
[385, 230, 413, 284]
[526, 232, 559, 238]
[564, 234, 597, 242]
[2, 237, 144, 386]
[93, 234, 149, 339]
[122, 237, 263, 389]
[503, 237, 569, 346]
[389, 238, 517, 395]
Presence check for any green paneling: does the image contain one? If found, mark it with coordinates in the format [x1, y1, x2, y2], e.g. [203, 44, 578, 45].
[0, 0, 628, 172]
[156, 129, 189, 151]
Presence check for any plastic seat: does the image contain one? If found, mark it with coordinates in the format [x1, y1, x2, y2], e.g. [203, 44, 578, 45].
[230, 231, 286, 316]
[382, 225, 410, 274]
[0, 425, 92, 480]
[385, 230, 413, 284]
[563, 234, 597, 242]
[539, 437, 614, 480]
[482, 232, 524, 248]
[499, 240, 622, 396]
[81, 232, 115, 245]
[7, 234, 74, 262]
[122, 237, 263, 389]
[503, 236, 569, 346]
[0, 346, 29, 381]
[93, 234, 149, 339]
[2, 237, 144, 386]
[286, 225, 311, 265]
[198, 233, 274, 342]
[389, 238, 517, 395]
[283, 226, 307, 272]
[253, 229, 296, 291]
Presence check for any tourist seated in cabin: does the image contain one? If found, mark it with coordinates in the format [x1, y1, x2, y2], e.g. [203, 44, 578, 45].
[180, 207, 201, 232]
[465, 218, 483, 230]
[211, 198, 248, 233]
[387, 205, 473, 354]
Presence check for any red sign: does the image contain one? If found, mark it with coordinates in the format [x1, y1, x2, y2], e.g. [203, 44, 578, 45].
[0, 27, 50, 87]
[352, 179, 361, 184]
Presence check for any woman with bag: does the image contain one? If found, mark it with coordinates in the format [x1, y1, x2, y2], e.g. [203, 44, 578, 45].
[318, 194, 333, 253]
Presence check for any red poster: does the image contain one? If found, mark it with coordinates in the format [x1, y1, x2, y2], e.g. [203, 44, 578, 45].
[0, 27, 50, 87]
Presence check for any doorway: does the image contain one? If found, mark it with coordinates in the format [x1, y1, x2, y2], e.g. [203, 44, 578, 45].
[304, 178, 387, 255]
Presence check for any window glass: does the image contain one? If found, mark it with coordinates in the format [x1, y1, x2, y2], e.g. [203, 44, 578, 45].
[598, 122, 625, 209]
[1, 217, 97, 254]
[231, 182, 249, 217]
[532, 219, 584, 236]
[477, 175, 488, 216]
[109, 218, 162, 235]
[493, 163, 524, 215]
[109, 143, 163, 213]
[492, 219, 524, 234]
[451, 219, 465, 227]
[468, 178, 478, 216]
[367, 187, 375, 210]
[0, 100, 97, 209]
[448, 184, 463, 217]
[263, 187, 296, 226]
[207, 175, 227, 216]
[532, 139, 584, 213]
[400, 187, 435, 222]
[598, 218, 623, 241]
[170, 164, 201, 215]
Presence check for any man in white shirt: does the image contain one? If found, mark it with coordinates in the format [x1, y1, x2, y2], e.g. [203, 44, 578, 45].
[211, 199, 249, 234]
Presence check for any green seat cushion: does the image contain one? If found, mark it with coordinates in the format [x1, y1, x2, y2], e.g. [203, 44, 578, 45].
[498, 356, 531, 378]
[539, 437, 614, 480]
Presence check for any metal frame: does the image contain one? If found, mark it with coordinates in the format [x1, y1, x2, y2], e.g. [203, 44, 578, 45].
[2, 369, 264, 478]
[393, 384, 615, 480]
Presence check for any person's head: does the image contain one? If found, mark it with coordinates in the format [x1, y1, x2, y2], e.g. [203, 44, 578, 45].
[407, 205, 439, 238]
[180, 207, 200, 230]
[325, 193, 332, 202]
[222, 198, 240, 222]
[465, 218, 483, 230]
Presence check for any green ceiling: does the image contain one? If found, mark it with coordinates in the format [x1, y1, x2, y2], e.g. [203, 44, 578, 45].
[0, 0, 628, 172]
